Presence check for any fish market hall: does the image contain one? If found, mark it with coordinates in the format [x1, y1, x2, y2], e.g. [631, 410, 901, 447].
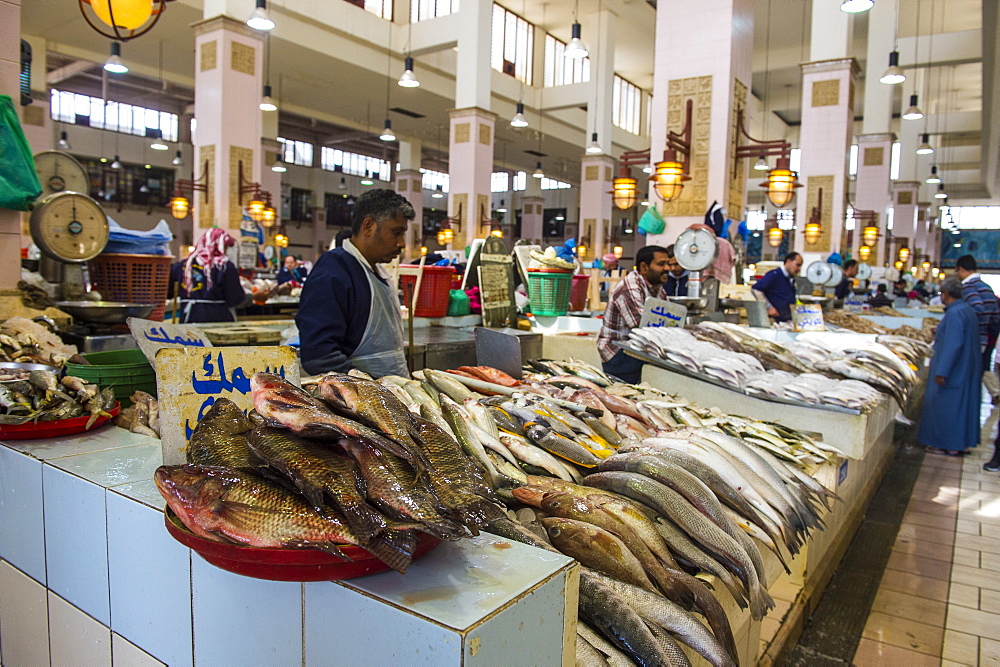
[2, 0, 998, 664]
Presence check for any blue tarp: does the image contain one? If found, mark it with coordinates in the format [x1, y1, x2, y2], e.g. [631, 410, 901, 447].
[104, 218, 173, 255]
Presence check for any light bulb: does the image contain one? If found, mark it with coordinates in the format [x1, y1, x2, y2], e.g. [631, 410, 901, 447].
[247, 0, 275, 30]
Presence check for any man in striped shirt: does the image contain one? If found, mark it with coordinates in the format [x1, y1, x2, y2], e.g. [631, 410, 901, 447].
[597, 245, 670, 383]
[955, 255, 1000, 370]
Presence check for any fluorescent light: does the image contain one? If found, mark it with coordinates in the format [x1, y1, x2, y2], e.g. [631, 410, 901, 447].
[247, 0, 275, 30]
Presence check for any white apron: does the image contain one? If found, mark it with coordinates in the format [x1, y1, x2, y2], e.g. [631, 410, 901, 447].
[344, 241, 409, 378]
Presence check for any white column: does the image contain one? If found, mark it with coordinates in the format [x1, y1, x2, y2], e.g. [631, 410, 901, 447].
[853, 133, 895, 264]
[579, 155, 614, 261]
[793, 59, 859, 263]
[192, 15, 265, 233]
[448, 108, 495, 248]
[454, 0, 492, 111]
[648, 0, 754, 246]
[521, 196, 544, 243]
[586, 6, 616, 155]
[861, 0, 895, 135]
[809, 1, 853, 62]
[396, 169, 424, 258]
[892, 181, 920, 269]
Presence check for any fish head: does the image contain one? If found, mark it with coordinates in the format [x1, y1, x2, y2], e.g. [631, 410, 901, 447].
[539, 492, 590, 516]
[509, 484, 549, 507]
[154, 464, 229, 513]
[317, 375, 361, 410]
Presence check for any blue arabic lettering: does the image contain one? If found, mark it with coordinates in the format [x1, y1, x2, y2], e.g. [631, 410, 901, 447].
[143, 327, 206, 347]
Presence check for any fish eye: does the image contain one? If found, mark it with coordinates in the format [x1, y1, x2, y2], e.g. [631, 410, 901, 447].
[549, 527, 561, 536]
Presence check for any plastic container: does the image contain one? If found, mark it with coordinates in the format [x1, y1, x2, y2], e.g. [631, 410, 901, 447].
[400, 265, 456, 318]
[64, 349, 156, 406]
[88, 253, 174, 322]
[569, 274, 591, 311]
[526, 268, 574, 317]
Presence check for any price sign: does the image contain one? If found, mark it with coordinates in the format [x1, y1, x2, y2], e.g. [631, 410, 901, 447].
[639, 298, 687, 328]
[792, 303, 826, 332]
[477, 236, 517, 328]
[156, 346, 298, 465]
[127, 317, 212, 371]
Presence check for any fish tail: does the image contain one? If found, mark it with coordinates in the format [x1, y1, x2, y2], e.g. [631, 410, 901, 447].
[336, 501, 391, 546]
[366, 530, 417, 574]
[690, 583, 739, 666]
[749, 583, 776, 622]
[452, 497, 508, 531]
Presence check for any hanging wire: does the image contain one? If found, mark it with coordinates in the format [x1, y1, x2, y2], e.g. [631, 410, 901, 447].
[913, 0, 922, 98]
[892, 0, 900, 50]
[762, 0, 772, 137]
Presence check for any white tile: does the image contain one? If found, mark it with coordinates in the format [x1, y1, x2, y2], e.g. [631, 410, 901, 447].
[48, 590, 112, 667]
[192, 556, 302, 665]
[110, 480, 165, 510]
[3, 426, 157, 461]
[45, 443, 163, 488]
[43, 465, 110, 625]
[0, 560, 50, 666]
[305, 579, 461, 664]
[111, 633, 165, 667]
[0, 446, 46, 583]
[106, 491, 192, 667]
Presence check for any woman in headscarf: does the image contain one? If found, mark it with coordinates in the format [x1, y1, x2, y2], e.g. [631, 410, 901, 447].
[169, 227, 247, 323]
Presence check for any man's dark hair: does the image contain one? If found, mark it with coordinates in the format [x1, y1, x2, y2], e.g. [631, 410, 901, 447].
[664, 244, 676, 258]
[351, 189, 416, 235]
[877, 283, 888, 293]
[636, 245, 668, 270]
[334, 229, 352, 248]
[784, 252, 802, 263]
[956, 254, 977, 272]
[843, 259, 858, 270]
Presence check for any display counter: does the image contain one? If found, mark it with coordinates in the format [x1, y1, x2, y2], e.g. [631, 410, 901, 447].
[0, 427, 577, 667]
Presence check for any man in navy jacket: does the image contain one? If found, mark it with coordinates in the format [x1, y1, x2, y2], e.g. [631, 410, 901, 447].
[662, 244, 689, 297]
[752, 252, 803, 322]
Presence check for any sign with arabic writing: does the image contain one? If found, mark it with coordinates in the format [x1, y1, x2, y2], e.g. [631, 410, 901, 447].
[156, 346, 298, 465]
[792, 304, 825, 332]
[639, 298, 687, 328]
[128, 317, 212, 371]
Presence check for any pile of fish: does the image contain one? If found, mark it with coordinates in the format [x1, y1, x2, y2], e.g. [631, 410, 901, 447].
[114, 390, 160, 438]
[156, 372, 508, 574]
[0, 317, 79, 367]
[0, 370, 115, 426]
[419, 360, 841, 666]
[625, 321, 924, 410]
[821, 310, 889, 335]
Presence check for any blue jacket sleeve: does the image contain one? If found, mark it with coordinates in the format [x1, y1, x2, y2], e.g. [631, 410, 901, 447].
[221, 263, 246, 308]
[296, 252, 368, 376]
[932, 309, 963, 381]
[752, 269, 776, 297]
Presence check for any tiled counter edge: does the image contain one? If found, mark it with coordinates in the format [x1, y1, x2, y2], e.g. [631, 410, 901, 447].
[0, 428, 577, 666]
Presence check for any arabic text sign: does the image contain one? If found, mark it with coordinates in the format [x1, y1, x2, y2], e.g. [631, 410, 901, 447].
[156, 346, 299, 465]
[639, 298, 687, 328]
[127, 317, 213, 371]
[792, 303, 825, 332]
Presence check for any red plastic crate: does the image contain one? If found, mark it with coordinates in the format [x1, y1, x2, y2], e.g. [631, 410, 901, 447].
[400, 265, 456, 318]
[88, 253, 174, 321]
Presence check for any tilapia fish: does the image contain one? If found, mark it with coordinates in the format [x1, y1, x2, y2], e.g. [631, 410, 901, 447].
[250, 373, 424, 468]
[186, 398, 257, 469]
[245, 427, 390, 543]
[154, 464, 416, 573]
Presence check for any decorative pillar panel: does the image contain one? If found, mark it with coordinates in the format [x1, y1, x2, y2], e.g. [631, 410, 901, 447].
[447, 107, 495, 248]
[853, 133, 895, 264]
[579, 155, 615, 261]
[793, 59, 859, 260]
[892, 181, 920, 267]
[193, 15, 264, 233]
[0, 0, 24, 290]
[520, 196, 544, 243]
[395, 169, 424, 258]
[648, 0, 753, 246]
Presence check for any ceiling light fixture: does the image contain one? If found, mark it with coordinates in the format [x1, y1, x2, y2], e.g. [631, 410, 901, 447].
[925, 165, 941, 184]
[532, 162, 544, 179]
[565, 0, 588, 59]
[380, 119, 396, 142]
[57, 131, 71, 151]
[172, 150, 183, 166]
[103, 42, 128, 73]
[338, 176, 347, 190]
[78, 0, 171, 42]
[585, 132, 603, 155]
[432, 185, 444, 199]
[110, 155, 123, 169]
[260, 84, 277, 111]
[915, 133, 934, 154]
[934, 183, 947, 199]
[753, 156, 769, 171]
[271, 156, 286, 173]
[398, 56, 420, 88]
[510, 102, 528, 128]
[879, 50, 905, 85]
[246, 0, 274, 31]
[840, 0, 874, 12]
[149, 129, 168, 150]
[902, 94, 923, 120]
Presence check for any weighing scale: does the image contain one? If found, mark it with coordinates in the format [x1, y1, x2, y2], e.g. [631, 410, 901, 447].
[805, 260, 834, 288]
[33, 150, 90, 199]
[856, 262, 873, 281]
[670, 227, 720, 321]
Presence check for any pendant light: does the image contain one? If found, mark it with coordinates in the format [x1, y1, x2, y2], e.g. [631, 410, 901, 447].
[926, 165, 941, 183]
[915, 133, 934, 154]
[380, 119, 396, 142]
[338, 176, 347, 190]
[432, 185, 445, 199]
[898, 246, 910, 262]
[271, 155, 287, 173]
[585, 132, 603, 155]
[565, 0, 588, 59]
[862, 223, 879, 246]
[172, 150, 183, 166]
[246, 0, 275, 31]
[858, 245, 872, 261]
[934, 183, 947, 199]
[57, 131, 71, 150]
[104, 42, 128, 73]
[398, 57, 420, 88]
[379, 29, 395, 142]
[880, 1, 906, 85]
[766, 227, 783, 247]
[532, 161, 544, 179]
[753, 156, 769, 171]
[259, 86, 277, 111]
[260, 37, 277, 110]
[111, 155, 123, 169]
[902, 94, 923, 120]
[611, 173, 638, 210]
[840, 0, 874, 12]
[511, 102, 528, 128]
[804, 221, 822, 245]
[149, 129, 168, 151]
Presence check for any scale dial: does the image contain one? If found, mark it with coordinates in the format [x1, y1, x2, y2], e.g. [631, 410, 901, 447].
[856, 262, 873, 281]
[29, 192, 109, 263]
[33, 150, 90, 198]
[826, 262, 844, 287]
[673, 227, 719, 271]
[805, 260, 833, 286]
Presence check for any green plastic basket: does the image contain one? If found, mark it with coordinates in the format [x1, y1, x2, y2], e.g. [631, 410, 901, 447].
[64, 349, 156, 406]
[527, 268, 574, 317]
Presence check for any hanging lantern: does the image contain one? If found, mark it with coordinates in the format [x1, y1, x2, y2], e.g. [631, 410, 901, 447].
[921, 260, 930, 270]
[651, 157, 689, 202]
[898, 246, 910, 262]
[260, 206, 276, 228]
[169, 194, 189, 219]
[611, 176, 638, 210]
[804, 221, 822, 245]
[931, 267, 939, 277]
[766, 227, 783, 248]
[490, 228, 504, 238]
[420, 246, 428, 256]
[87, 0, 154, 29]
[576, 244, 588, 259]
[858, 245, 872, 262]
[247, 198, 266, 222]
[761, 157, 801, 208]
[613, 245, 624, 259]
[862, 224, 879, 246]
[894, 260, 904, 270]
[274, 233, 288, 248]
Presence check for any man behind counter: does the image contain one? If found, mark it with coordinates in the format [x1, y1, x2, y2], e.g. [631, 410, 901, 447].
[297, 189, 414, 378]
[663, 245, 689, 297]
[597, 245, 670, 384]
[835, 259, 859, 300]
[752, 252, 803, 322]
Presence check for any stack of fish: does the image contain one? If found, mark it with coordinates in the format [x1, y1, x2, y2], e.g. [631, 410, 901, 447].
[155, 372, 508, 574]
[0, 317, 79, 367]
[113, 390, 160, 438]
[0, 370, 114, 427]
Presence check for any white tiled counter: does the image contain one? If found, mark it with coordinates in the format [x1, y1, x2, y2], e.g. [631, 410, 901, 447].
[0, 427, 578, 666]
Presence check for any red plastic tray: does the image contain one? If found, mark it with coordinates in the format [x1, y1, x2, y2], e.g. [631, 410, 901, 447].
[164, 509, 440, 581]
[0, 403, 120, 440]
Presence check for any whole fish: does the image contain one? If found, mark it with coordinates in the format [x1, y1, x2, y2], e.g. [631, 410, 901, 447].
[542, 517, 658, 593]
[337, 437, 465, 540]
[425, 369, 476, 402]
[577, 623, 634, 667]
[643, 622, 692, 667]
[245, 427, 390, 543]
[576, 634, 610, 667]
[250, 373, 424, 469]
[500, 435, 578, 482]
[585, 471, 775, 621]
[441, 396, 503, 483]
[186, 398, 257, 469]
[154, 464, 416, 573]
[525, 424, 601, 467]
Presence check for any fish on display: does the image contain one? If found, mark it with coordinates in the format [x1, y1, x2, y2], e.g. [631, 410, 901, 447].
[186, 398, 257, 469]
[154, 463, 416, 573]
